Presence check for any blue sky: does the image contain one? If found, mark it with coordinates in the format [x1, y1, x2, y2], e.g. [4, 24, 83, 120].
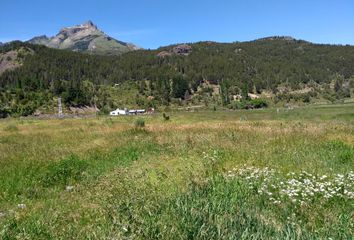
[1, 0, 353, 49]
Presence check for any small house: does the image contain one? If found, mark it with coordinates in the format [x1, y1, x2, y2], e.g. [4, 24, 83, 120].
[128, 109, 146, 115]
[110, 108, 128, 116]
[110, 108, 146, 116]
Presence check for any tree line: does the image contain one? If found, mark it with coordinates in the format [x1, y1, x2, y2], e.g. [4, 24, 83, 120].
[0, 38, 354, 117]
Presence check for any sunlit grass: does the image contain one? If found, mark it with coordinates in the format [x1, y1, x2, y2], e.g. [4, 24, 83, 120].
[0, 104, 353, 239]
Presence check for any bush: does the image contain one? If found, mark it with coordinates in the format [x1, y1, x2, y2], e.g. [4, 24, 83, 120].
[134, 118, 145, 128]
[98, 105, 111, 115]
[302, 94, 311, 103]
[163, 113, 170, 121]
[249, 99, 268, 108]
[230, 101, 246, 110]
[0, 105, 11, 118]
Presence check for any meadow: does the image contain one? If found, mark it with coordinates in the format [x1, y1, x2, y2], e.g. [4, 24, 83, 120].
[0, 104, 353, 239]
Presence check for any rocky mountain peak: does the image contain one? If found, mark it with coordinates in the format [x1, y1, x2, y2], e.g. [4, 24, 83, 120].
[31, 35, 49, 40]
[27, 21, 140, 55]
[82, 20, 97, 29]
[58, 21, 100, 36]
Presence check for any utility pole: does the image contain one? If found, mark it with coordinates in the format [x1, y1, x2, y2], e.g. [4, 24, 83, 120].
[58, 97, 63, 118]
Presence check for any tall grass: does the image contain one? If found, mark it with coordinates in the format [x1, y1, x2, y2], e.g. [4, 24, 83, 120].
[108, 176, 352, 239]
[0, 104, 353, 239]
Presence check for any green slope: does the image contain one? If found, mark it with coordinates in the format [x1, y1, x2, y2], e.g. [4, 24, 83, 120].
[0, 38, 353, 117]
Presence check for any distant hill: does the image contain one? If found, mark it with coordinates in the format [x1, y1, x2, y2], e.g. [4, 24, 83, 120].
[27, 21, 140, 55]
[0, 38, 353, 117]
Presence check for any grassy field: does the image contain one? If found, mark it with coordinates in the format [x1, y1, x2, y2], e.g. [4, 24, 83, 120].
[0, 104, 353, 239]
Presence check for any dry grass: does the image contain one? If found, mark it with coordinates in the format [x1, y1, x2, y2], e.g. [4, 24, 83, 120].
[0, 105, 353, 239]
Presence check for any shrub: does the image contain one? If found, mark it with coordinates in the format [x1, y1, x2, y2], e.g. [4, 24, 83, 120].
[134, 118, 145, 128]
[163, 113, 170, 121]
[302, 94, 311, 103]
[229, 99, 268, 110]
[249, 99, 268, 108]
[229, 101, 246, 110]
[0, 105, 11, 118]
[9, 102, 37, 117]
[98, 105, 111, 115]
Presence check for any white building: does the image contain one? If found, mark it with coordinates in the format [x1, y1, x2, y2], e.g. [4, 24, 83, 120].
[110, 108, 128, 116]
[110, 108, 146, 116]
[128, 109, 146, 115]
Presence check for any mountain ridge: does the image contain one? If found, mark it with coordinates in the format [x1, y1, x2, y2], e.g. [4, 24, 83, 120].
[0, 37, 353, 117]
[27, 21, 140, 55]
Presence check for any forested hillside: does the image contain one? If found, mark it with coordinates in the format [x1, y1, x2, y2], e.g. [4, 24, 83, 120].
[0, 37, 353, 117]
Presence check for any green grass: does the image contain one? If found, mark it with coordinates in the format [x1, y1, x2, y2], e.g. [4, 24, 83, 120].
[109, 176, 351, 239]
[0, 104, 353, 239]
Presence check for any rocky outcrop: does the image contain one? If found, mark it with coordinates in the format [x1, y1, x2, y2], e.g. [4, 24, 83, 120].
[0, 47, 33, 75]
[256, 36, 297, 42]
[157, 44, 192, 57]
[173, 44, 192, 55]
[28, 21, 140, 55]
[0, 51, 21, 74]
[28, 35, 49, 45]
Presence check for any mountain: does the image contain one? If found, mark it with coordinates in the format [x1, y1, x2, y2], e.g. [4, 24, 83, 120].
[28, 21, 139, 55]
[0, 38, 353, 117]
